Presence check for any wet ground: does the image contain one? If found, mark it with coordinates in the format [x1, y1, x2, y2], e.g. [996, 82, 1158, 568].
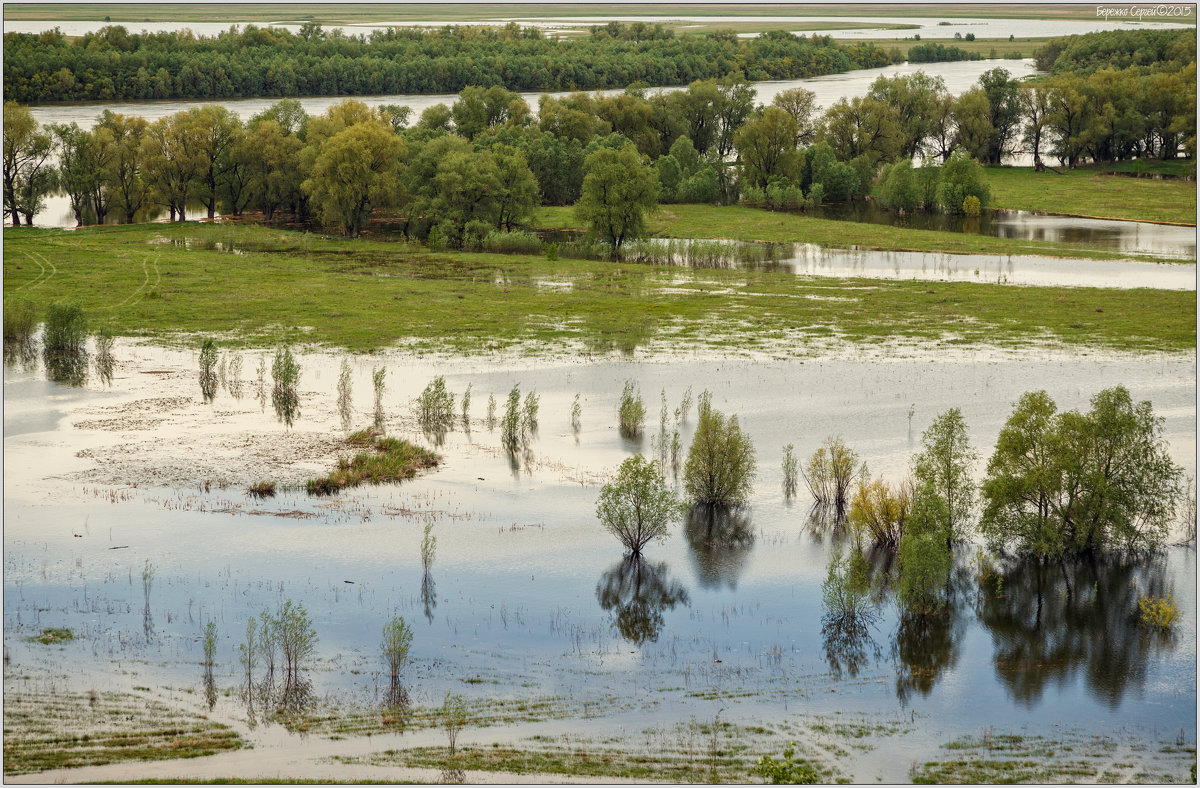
[4, 337, 1196, 781]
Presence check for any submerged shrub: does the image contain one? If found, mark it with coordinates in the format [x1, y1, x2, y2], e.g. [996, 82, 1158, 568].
[618, 380, 646, 439]
[596, 455, 682, 555]
[307, 434, 438, 495]
[756, 745, 820, 784]
[417, 376, 456, 426]
[896, 531, 951, 616]
[782, 444, 799, 500]
[522, 389, 539, 433]
[802, 437, 863, 511]
[199, 339, 218, 403]
[3, 298, 37, 345]
[43, 301, 87, 354]
[501, 385, 522, 449]
[822, 548, 872, 622]
[271, 346, 301, 428]
[849, 476, 913, 549]
[683, 391, 756, 507]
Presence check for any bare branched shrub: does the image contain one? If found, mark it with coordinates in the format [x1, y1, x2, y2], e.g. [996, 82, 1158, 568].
[442, 692, 468, 752]
[802, 437, 863, 511]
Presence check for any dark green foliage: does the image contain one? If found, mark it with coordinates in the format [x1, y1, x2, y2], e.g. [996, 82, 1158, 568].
[908, 43, 983, 63]
[755, 745, 821, 784]
[3, 24, 890, 104]
[937, 150, 991, 214]
[980, 386, 1182, 557]
[1034, 28, 1195, 74]
[876, 160, 921, 212]
[270, 346, 300, 428]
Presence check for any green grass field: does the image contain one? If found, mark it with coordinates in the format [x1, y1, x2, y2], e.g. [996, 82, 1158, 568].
[535, 203, 1189, 261]
[3, 223, 1192, 355]
[986, 164, 1197, 224]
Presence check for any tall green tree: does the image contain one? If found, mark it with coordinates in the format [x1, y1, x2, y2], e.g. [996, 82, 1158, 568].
[683, 392, 757, 507]
[909, 408, 977, 547]
[189, 105, 242, 219]
[3, 102, 54, 226]
[733, 106, 799, 190]
[97, 111, 149, 224]
[574, 141, 658, 252]
[596, 455, 683, 555]
[303, 120, 406, 237]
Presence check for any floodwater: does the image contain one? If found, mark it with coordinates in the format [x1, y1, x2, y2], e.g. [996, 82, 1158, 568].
[3, 337, 1196, 781]
[810, 203, 1198, 260]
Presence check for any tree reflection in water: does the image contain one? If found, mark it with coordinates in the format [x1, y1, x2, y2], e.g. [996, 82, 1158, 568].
[822, 613, 882, 679]
[596, 555, 690, 646]
[976, 553, 1178, 708]
[421, 570, 436, 624]
[892, 561, 971, 706]
[685, 505, 755, 589]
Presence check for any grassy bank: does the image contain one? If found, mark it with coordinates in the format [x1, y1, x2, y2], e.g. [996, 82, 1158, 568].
[3, 223, 1193, 355]
[986, 163, 1197, 224]
[845, 37, 1048, 58]
[537, 203, 1188, 260]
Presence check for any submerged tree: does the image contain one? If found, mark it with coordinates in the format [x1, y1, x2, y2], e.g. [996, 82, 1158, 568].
[270, 345, 300, 428]
[683, 391, 756, 507]
[575, 141, 658, 253]
[380, 614, 413, 711]
[909, 408, 977, 547]
[596, 455, 682, 555]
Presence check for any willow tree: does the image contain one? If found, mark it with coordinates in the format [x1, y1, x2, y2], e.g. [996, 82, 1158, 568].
[303, 120, 406, 237]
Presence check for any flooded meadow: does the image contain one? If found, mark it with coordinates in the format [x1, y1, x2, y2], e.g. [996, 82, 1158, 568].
[3, 335, 1196, 782]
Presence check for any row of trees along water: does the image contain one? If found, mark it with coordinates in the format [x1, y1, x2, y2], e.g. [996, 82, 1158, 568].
[2, 23, 894, 103]
[2, 29, 1193, 241]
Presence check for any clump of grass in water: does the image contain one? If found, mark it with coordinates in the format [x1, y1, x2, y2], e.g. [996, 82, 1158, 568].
[247, 481, 276, 499]
[307, 432, 438, 495]
[571, 393, 582, 435]
[43, 302, 89, 385]
[618, 380, 645, 439]
[460, 383, 472, 426]
[32, 627, 73, 645]
[271, 346, 300, 428]
[417, 376, 455, 425]
[3, 298, 38, 346]
[486, 393, 497, 431]
[225, 351, 243, 399]
[198, 338, 218, 403]
[501, 385, 522, 450]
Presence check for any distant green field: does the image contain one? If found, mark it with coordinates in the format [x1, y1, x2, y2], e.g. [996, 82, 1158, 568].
[7, 3, 1183, 24]
[986, 164, 1197, 225]
[3, 223, 1192, 355]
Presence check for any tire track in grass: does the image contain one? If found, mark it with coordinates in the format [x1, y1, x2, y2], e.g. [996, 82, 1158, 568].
[13, 251, 54, 291]
[107, 254, 161, 309]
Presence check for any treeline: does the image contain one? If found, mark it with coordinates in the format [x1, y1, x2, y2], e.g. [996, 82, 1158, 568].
[2, 22, 892, 103]
[1034, 28, 1195, 74]
[908, 42, 983, 63]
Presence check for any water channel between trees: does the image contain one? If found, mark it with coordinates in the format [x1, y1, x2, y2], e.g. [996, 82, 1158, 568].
[3, 339, 1196, 781]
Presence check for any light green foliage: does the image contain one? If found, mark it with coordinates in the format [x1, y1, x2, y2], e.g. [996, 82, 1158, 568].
[596, 455, 681, 556]
[198, 338, 218, 403]
[938, 149, 991, 214]
[570, 393, 582, 433]
[679, 387, 694, 423]
[822, 548, 872, 621]
[3, 298, 37, 345]
[618, 380, 646, 439]
[417, 376, 456, 427]
[203, 621, 217, 667]
[772, 87, 819, 146]
[501, 385, 522, 449]
[782, 444, 799, 499]
[896, 531, 951, 615]
[575, 141, 658, 251]
[270, 345, 301, 428]
[43, 302, 87, 354]
[981, 387, 1181, 557]
[442, 692, 468, 752]
[522, 389, 539, 433]
[733, 106, 799, 190]
[683, 391, 756, 506]
[802, 437, 862, 510]
[963, 194, 981, 217]
[461, 383, 472, 422]
[755, 744, 821, 784]
[849, 476, 912, 549]
[302, 113, 406, 237]
[276, 598, 317, 690]
[372, 366, 386, 411]
[487, 393, 497, 430]
[909, 408, 977, 545]
[380, 614, 413, 683]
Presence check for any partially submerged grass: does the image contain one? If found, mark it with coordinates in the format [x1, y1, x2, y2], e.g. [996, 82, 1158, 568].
[31, 627, 74, 645]
[537, 202, 1191, 259]
[985, 164, 1196, 225]
[2, 224, 1193, 356]
[307, 433, 438, 495]
[247, 481, 276, 498]
[3, 691, 242, 775]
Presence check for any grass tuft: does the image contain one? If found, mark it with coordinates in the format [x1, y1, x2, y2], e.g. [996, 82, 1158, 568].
[307, 433, 438, 496]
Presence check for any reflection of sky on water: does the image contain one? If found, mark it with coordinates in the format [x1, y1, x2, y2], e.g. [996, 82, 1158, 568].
[4, 344, 1194, 753]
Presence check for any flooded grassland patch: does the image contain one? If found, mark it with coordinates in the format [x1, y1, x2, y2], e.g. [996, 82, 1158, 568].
[3, 690, 243, 776]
